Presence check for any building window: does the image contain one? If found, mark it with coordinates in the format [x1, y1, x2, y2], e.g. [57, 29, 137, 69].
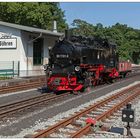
[33, 38, 43, 65]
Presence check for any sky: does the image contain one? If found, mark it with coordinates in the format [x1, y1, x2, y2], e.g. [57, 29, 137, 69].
[60, 2, 140, 29]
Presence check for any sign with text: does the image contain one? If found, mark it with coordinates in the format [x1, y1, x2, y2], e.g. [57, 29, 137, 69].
[0, 38, 17, 49]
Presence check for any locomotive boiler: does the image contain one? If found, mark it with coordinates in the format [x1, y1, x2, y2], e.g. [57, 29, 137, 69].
[43, 32, 131, 93]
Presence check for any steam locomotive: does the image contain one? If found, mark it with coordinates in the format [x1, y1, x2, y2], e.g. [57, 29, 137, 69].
[43, 32, 131, 93]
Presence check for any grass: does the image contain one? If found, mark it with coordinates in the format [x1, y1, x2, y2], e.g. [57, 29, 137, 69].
[0, 75, 13, 80]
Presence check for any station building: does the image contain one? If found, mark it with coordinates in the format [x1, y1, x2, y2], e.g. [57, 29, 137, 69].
[0, 21, 63, 77]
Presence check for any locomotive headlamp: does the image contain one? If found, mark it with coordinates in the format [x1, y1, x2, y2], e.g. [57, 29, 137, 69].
[75, 66, 80, 72]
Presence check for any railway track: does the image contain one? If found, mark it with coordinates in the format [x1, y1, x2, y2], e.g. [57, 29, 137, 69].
[0, 92, 70, 119]
[0, 78, 46, 94]
[0, 67, 139, 95]
[30, 84, 140, 138]
[1, 72, 139, 120]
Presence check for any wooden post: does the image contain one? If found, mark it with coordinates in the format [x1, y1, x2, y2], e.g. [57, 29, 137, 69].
[18, 61, 20, 77]
[12, 61, 14, 77]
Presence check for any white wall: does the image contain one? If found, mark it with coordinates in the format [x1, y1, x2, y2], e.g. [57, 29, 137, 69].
[19, 33, 59, 76]
[0, 25, 21, 62]
[20, 31, 32, 70]
[43, 35, 58, 64]
[29, 35, 58, 76]
[0, 25, 24, 76]
[43, 38, 49, 64]
[0, 25, 60, 77]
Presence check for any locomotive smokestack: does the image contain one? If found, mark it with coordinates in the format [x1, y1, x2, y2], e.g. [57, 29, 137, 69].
[65, 30, 71, 40]
[53, 20, 57, 33]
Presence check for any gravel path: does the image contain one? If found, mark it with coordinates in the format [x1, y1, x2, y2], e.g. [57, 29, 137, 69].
[83, 95, 140, 138]
[111, 99, 140, 128]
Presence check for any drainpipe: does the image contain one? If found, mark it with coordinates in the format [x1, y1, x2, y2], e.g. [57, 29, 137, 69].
[27, 32, 42, 76]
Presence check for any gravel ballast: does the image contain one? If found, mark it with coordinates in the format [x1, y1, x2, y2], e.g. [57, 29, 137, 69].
[0, 79, 140, 138]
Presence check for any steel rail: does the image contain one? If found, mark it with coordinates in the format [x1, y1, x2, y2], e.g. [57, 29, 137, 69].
[31, 84, 140, 138]
[0, 92, 70, 119]
[0, 93, 53, 111]
[0, 78, 45, 94]
[71, 90, 140, 138]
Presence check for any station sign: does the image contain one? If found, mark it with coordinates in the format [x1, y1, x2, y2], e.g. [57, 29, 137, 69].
[0, 38, 17, 49]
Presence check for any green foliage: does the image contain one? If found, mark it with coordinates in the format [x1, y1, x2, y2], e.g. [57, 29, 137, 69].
[0, 3, 139, 63]
[0, 2, 67, 32]
[71, 19, 140, 64]
[71, 19, 95, 36]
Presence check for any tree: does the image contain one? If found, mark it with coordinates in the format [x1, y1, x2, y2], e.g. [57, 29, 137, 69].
[71, 19, 140, 63]
[71, 19, 95, 36]
[0, 2, 68, 32]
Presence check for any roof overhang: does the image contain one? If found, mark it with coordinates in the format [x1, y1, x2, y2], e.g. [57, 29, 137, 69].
[0, 21, 63, 37]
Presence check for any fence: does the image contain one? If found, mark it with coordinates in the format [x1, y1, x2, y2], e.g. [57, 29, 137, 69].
[0, 61, 20, 77]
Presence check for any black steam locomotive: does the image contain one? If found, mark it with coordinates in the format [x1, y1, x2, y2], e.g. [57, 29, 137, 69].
[50, 35, 118, 73]
[43, 32, 130, 93]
